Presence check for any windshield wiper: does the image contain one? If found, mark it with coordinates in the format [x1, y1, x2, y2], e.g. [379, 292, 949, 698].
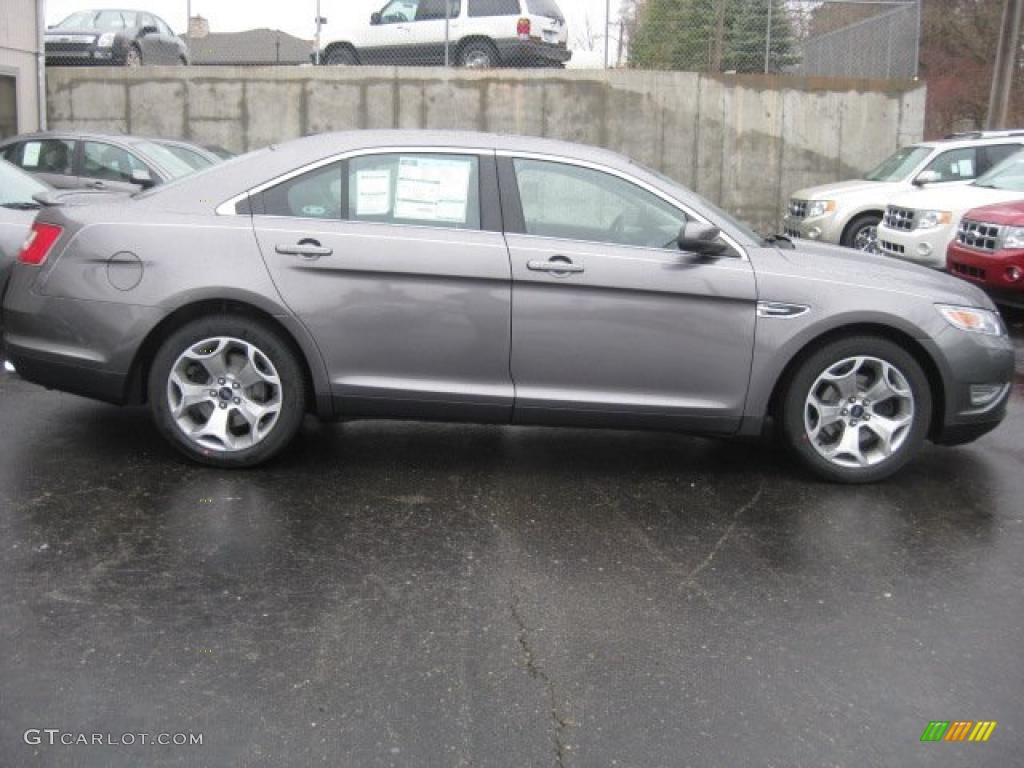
[0, 201, 41, 210]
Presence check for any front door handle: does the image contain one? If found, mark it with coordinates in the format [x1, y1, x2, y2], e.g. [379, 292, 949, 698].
[275, 242, 333, 259]
[527, 257, 584, 275]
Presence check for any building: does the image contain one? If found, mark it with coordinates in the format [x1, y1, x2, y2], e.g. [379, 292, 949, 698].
[184, 19, 313, 66]
[0, 0, 45, 138]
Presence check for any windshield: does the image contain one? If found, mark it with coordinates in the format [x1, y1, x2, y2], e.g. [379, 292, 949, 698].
[0, 159, 48, 205]
[160, 144, 215, 171]
[526, 0, 565, 21]
[863, 146, 932, 182]
[972, 154, 1024, 191]
[56, 10, 128, 30]
[133, 142, 200, 180]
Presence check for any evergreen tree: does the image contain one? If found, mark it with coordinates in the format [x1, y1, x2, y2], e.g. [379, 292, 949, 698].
[724, 0, 800, 73]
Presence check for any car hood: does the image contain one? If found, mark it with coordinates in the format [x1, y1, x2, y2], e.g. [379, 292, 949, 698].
[775, 240, 993, 308]
[44, 27, 100, 38]
[887, 184, 1024, 214]
[791, 179, 890, 201]
[962, 200, 1024, 226]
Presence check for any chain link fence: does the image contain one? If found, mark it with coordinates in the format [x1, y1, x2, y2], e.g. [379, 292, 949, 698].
[42, 1, 920, 79]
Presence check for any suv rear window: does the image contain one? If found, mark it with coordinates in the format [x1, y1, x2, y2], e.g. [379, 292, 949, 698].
[468, 0, 520, 16]
[525, 0, 563, 20]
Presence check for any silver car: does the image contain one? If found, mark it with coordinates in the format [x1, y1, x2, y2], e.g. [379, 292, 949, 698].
[1, 131, 1014, 482]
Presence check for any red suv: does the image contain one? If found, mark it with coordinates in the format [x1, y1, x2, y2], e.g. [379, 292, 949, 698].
[947, 200, 1024, 307]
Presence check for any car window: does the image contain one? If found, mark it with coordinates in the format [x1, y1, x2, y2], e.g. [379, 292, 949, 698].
[863, 145, 931, 182]
[468, 0, 518, 16]
[525, 0, 564, 20]
[973, 154, 1024, 192]
[512, 158, 686, 249]
[19, 139, 75, 175]
[263, 162, 343, 219]
[122, 11, 138, 27]
[94, 10, 127, 30]
[347, 153, 480, 230]
[380, 0, 419, 23]
[156, 17, 174, 36]
[979, 144, 1021, 175]
[0, 159, 48, 204]
[416, 0, 460, 20]
[1, 142, 20, 163]
[160, 144, 213, 170]
[82, 141, 149, 183]
[140, 13, 156, 31]
[923, 147, 977, 182]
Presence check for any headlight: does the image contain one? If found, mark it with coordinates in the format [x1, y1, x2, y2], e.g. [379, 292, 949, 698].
[936, 304, 1005, 336]
[916, 210, 952, 229]
[96, 32, 117, 47]
[1001, 226, 1024, 249]
[805, 200, 836, 218]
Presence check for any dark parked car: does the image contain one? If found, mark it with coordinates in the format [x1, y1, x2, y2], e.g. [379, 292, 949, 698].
[1, 132, 1014, 482]
[45, 9, 188, 66]
[0, 132, 199, 193]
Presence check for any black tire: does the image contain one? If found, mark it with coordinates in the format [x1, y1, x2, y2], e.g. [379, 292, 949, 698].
[125, 45, 142, 67]
[325, 46, 358, 65]
[781, 335, 932, 483]
[459, 40, 499, 68]
[148, 315, 307, 468]
[842, 213, 882, 253]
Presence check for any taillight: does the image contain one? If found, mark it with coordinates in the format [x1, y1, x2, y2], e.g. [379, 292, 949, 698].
[18, 222, 63, 266]
[517, 17, 530, 39]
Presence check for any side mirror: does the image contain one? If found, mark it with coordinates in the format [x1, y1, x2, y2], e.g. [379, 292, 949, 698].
[677, 222, 728, 256]
[370, 12, 382, 24]
[131, 168, 154, 188]
[140, 24, 158, 36]
[913, 169, 941, 186]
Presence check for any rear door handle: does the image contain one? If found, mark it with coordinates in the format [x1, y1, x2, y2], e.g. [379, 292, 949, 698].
[275, 242, 333, 259]
[527, 258, 584, 274]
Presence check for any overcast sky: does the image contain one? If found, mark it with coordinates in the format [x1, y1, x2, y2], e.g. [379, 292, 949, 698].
[45, 0, 623, 56]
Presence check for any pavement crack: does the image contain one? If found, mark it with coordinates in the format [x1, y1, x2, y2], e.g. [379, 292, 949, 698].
[509, 580, 571, 768]
[682, 479, 765, 586]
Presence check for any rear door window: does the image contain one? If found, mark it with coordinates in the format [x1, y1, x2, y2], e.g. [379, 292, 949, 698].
[979, 144, 1021, 175]
[19, 139, 75, 176]
[468, 0, 520, 16]
[347, 153, 480, 230]
[262, 162, 343, 219]
[525, 0, 563, 20]
[416, 0, 460, 20]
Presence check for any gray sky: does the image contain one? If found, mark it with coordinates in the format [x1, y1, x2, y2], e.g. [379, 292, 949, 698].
[46, 0, 621, 58]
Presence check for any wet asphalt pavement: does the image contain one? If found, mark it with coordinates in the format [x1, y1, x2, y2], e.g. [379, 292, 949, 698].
[1, 315, 1022, 768]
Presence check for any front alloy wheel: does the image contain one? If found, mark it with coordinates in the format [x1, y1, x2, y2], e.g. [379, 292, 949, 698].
[782, 336, 931, 483]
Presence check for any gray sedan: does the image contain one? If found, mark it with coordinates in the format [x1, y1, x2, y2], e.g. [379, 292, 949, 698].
[1, 131, 1014, 482]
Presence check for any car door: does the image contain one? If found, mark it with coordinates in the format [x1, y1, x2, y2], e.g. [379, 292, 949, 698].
[363, 0, 418, 63]
[499, 155, 757, 433]
[137, 13, 163, 62]
[250, 149, 513, 422]
[79, 141, 155, 192]
[14, 138, 79, 189]
[410, 0, 458, 63]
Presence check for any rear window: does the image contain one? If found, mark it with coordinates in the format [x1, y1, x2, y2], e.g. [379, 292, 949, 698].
[468, 0, 520, 16]
[525, 0, 563, 20]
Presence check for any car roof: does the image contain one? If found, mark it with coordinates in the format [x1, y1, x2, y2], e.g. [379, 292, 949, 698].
[913, 135, 1024, 150]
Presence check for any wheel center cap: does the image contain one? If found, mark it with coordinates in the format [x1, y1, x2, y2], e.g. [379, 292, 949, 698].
[218, 386, 233, 401]
[850, 404, 865, 419]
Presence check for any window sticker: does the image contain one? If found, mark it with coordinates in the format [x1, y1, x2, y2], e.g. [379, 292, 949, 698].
[355, 169, 392, 216]
[394, 156, 472, 223]
[23, 142, 41, 168]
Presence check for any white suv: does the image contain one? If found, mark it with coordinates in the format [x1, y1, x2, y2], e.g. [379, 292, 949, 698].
[783, 132, 1024, 253]
[876, 150, 1024, 268]
[319, 0, 570, 68]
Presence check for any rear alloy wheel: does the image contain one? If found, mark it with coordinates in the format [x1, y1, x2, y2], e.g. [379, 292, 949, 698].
[781, 336, 931, 483]
[125, 45, 142, 67]
[148, 316, 306, 467]
[459, 41, 499, 68]
[844, 214, 881, 254]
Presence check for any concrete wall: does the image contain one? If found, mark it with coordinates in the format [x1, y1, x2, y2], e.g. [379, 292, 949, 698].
[46, 67, 926, 231]
[0, 0, 43, 136]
